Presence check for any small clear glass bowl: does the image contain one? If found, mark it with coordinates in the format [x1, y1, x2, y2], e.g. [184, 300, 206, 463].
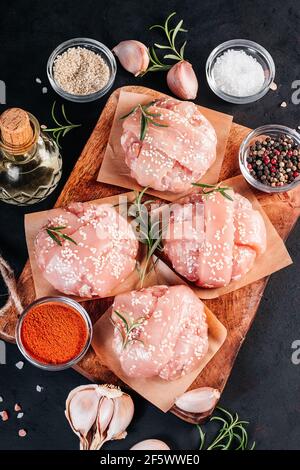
[16, 296, 92, 371]
[206, 39, 275, 104]
[239, 124, 300, 193]
[47, 37, 117, 102]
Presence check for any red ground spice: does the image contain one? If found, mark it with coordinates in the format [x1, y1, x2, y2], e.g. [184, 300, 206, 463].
[21, 303, 88, 365]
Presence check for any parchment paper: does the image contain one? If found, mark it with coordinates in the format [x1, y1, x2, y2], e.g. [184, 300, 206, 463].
[161, 174, 293, 299]
[92, 258, 227, 412]
[97, 90, 233, 202]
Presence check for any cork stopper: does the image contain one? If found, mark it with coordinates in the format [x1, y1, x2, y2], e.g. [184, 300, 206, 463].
[0, 108, 34, 147]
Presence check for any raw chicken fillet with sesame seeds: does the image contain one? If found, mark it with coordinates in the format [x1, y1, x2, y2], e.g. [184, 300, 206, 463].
[111, 285, 208, 381]
[34, 203, 138, 297]
[164, 190, 267, 288]
[121, 98, 217, 193]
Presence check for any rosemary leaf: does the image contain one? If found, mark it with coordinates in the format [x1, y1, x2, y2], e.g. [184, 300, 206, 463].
[171, 19, 184, 49]
[120, 106, 138, 120]
[61, 234, 78, 245]
[192, 182, 217, 188]
[180, 40, 187, 57]
[51, 101, 62, 127]
[46, 229, 62, 246]
[151, 122, 168, 128]
[221, 191, 234, 201]
[114, 310, 130, 333]
[140, 113, 148, 141]
[163, 53, 182, 61]
[197, 425, 206, 450]
[154, 43, 172, 50]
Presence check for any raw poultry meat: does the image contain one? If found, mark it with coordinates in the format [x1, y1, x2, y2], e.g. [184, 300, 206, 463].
[164, 190, 267, 288]
[111, 285, 208, 381]
[34, 203, 138, 297]
[121, 98, 217, 193]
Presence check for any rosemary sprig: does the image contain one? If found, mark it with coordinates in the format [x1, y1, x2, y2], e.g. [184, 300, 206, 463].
[46, 225, 77, 246]
[43, 101, 81, 148]
[192, 182, 234, 201]
[129, 187, 165, 287]
[197, 407, 255, 450]
[112, 310, 146, 349]
[120, 101, 168, 141]
[145, 12, 188, 73]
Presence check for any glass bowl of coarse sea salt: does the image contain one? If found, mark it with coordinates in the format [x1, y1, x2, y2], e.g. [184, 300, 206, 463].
[206, 39, 275, 104]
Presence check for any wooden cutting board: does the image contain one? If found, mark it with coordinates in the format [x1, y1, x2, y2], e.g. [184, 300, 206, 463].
[1, 86, 299, 423]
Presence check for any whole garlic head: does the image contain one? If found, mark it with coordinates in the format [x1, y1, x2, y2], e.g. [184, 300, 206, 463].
[112, 40, 149, 76]
[65, 384, 134, 450]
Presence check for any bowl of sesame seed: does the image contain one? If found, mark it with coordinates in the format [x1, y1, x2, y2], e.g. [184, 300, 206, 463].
[239, 124, 300, 193]
[47, 38, 117, 102]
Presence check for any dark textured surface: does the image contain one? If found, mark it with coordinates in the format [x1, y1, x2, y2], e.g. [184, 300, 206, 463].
[0, 0, 299, 450]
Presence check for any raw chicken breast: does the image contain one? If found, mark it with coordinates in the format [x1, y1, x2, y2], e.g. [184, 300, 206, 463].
[121, 98, 217, 193]
[34, 203, 138, 297]
[111, 285, 208, 381]
[164, 190, 266, 288]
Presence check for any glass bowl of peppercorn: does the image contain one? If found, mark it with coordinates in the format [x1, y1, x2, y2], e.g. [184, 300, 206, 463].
[239, 125, 300, 193]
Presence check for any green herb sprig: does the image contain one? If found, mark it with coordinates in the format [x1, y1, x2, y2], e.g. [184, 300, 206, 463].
[197, 407, 255, 450]
[129, 187, 165, 286]
[46, 225, 77, 246]
[120, 101, 168, 141]
[112, 310, 146, 349]
[146, 12, 188, 73]
[192, 182, 234, 201]
[43, 101, 81, 148]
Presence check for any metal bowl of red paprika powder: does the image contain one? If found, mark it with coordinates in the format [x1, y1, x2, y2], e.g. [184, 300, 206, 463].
[16, 296, 92, 371]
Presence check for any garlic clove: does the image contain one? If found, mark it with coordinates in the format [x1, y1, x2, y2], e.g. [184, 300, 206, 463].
[175, 387, 220, 414]
[112, 40, 149, 76]
[167, 61, 198, 100]
[98, 397, 115, 439]
[65, 385, 100, 450]
[106, 393, 134, 442]
[89, 396, 115, 450]
[130, 439, 170, 450]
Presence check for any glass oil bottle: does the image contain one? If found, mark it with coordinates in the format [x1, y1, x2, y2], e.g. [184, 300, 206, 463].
[0, 107, 62, 205]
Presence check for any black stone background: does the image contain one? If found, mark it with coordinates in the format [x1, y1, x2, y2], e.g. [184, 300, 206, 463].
[0, 0, 299, 451]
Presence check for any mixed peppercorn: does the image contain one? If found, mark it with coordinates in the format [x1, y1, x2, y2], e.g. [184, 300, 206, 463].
[246, 135, 299, 187]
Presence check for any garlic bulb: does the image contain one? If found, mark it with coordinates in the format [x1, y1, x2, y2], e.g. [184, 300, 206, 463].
[112, 40, 149, 76]
[175, 387, 220, 414]
[167, 61, 198, 100]
[131, 439, 170, 450]
[65, 384, 134, 450]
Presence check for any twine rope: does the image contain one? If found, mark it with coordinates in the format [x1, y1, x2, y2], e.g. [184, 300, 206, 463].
[0, 255, 23, 317]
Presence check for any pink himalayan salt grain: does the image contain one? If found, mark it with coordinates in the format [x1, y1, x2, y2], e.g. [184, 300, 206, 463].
[0, 410, 9, 421]
[18, 429, 27, 437]
[14, 403, 22, 412]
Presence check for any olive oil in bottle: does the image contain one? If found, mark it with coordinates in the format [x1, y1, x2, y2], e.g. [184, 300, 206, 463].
[0, 108, 62, 205]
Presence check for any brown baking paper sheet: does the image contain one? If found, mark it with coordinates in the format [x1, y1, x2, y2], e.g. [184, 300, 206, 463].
[159, 174, 293, 299]
[97, 89, 233, 202]
[92, 258, 227, 412]
[24, 192, 149, 301]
